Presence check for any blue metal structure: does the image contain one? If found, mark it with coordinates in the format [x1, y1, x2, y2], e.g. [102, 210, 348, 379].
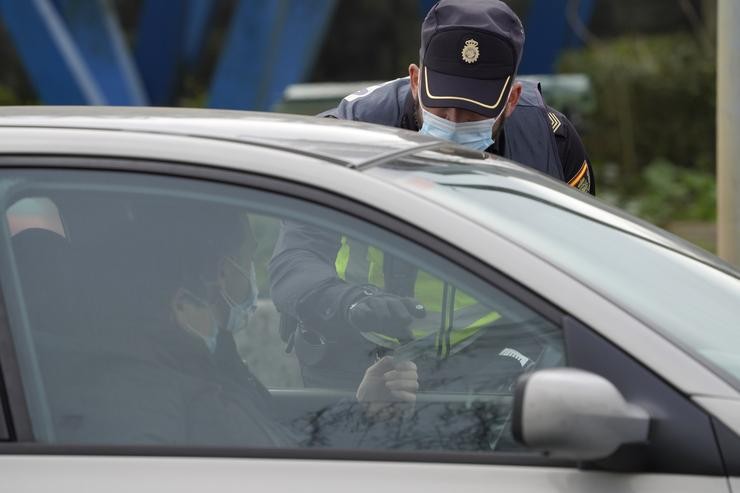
[208, 0, 284, 110]
[0, 0, 595, 108]
[134, 0, 217, 105]
[209, 0, 337, 110]
[56, 0, 147, 105]
[0, 0, 104, 104]
[134, 0, 188, 106]
[519, 0, 596, 74]
[182, 0, 218, 70]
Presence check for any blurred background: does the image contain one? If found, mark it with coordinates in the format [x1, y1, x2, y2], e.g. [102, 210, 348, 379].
[0, 0, 720, 251]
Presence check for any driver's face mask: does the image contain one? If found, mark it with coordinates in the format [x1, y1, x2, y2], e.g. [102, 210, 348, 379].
[177, 289, 220, 353]
[219, 256, 259, 335]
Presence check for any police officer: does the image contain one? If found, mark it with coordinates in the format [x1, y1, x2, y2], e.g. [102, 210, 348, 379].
[270, 0, 587, 389]
[326, 0, 594, 192]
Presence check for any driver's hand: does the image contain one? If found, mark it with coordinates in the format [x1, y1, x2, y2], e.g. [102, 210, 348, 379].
[356, 356, 419, 404]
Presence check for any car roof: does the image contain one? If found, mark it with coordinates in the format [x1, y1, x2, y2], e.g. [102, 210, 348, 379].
[0, 106, 733, 278]
[0, 106, 443, 168]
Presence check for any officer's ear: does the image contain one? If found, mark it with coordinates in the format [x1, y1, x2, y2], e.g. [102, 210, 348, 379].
[409, 64, 421, 101]
[505, 82, 523, 118]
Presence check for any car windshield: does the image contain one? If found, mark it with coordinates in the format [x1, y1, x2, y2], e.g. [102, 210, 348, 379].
[369, 157, 740, 388]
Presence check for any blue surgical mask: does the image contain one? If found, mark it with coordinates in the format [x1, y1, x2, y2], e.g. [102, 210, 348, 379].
[179, 290, 220, 353]
[418, 105, 499, 151]
[221, 259, 258, 334]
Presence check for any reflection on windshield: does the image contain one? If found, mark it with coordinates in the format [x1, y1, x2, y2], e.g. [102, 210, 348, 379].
[370, 163, 740, 389]
[293, 398, 513, 451]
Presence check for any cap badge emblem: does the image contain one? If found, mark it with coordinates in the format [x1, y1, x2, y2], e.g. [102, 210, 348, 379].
[461, 39, 480, 64]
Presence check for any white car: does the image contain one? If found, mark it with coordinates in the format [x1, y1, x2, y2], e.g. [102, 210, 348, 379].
[0, 107, 738, 492]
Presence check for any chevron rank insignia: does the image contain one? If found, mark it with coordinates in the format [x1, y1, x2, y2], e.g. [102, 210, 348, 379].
[548, 112, 562, 133]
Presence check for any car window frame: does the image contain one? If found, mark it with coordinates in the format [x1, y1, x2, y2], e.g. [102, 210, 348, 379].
[0, 154, 579, 467]
[0, 281, 20, 441]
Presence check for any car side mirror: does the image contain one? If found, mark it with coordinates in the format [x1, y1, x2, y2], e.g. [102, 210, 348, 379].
[512, 368, 650, 461]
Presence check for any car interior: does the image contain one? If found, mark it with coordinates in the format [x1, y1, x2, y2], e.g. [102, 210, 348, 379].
[0, 170, 565, 452]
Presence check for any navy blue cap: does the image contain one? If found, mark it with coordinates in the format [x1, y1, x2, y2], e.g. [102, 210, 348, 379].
[419, 0, 525, 118]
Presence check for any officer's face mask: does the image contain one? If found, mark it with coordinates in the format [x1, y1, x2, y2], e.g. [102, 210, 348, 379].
[219, 256, 258, 335]
[417, 80, 513, 151]
[418, 105, 499, 151]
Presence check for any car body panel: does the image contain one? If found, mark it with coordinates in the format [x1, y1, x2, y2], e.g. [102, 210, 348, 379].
[693, 397, 740, 432]
[0, 106, 438, 167]
[0, 456, 732, 493]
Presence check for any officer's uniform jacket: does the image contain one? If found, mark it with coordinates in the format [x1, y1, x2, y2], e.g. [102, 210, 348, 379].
[322, 77, 594, 193]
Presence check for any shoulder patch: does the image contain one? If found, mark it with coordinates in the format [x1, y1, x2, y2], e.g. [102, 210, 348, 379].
[547, 112, 562, 133]
[568, 161, 591, 193]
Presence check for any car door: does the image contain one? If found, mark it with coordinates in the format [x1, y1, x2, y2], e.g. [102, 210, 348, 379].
[0, 153, 732, 493]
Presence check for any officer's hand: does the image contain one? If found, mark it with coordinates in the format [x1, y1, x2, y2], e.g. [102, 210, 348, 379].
[345, 287, 425, 340]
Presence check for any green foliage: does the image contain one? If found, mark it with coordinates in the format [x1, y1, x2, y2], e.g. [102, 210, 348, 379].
[558, 32, 717, 233]
[0, 82, 38, 105]
[559, 33, 716, 189]
[619, 159, 716, 226]
[0, 85, 19, 105]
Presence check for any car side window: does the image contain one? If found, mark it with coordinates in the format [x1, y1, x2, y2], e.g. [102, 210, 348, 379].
[0, 169, 564, 454]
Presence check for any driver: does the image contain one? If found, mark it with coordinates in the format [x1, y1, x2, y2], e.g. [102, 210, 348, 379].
[33, 198, 418, 446]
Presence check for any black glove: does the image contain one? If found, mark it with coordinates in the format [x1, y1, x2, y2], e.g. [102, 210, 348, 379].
[345, 285, 426, 341]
